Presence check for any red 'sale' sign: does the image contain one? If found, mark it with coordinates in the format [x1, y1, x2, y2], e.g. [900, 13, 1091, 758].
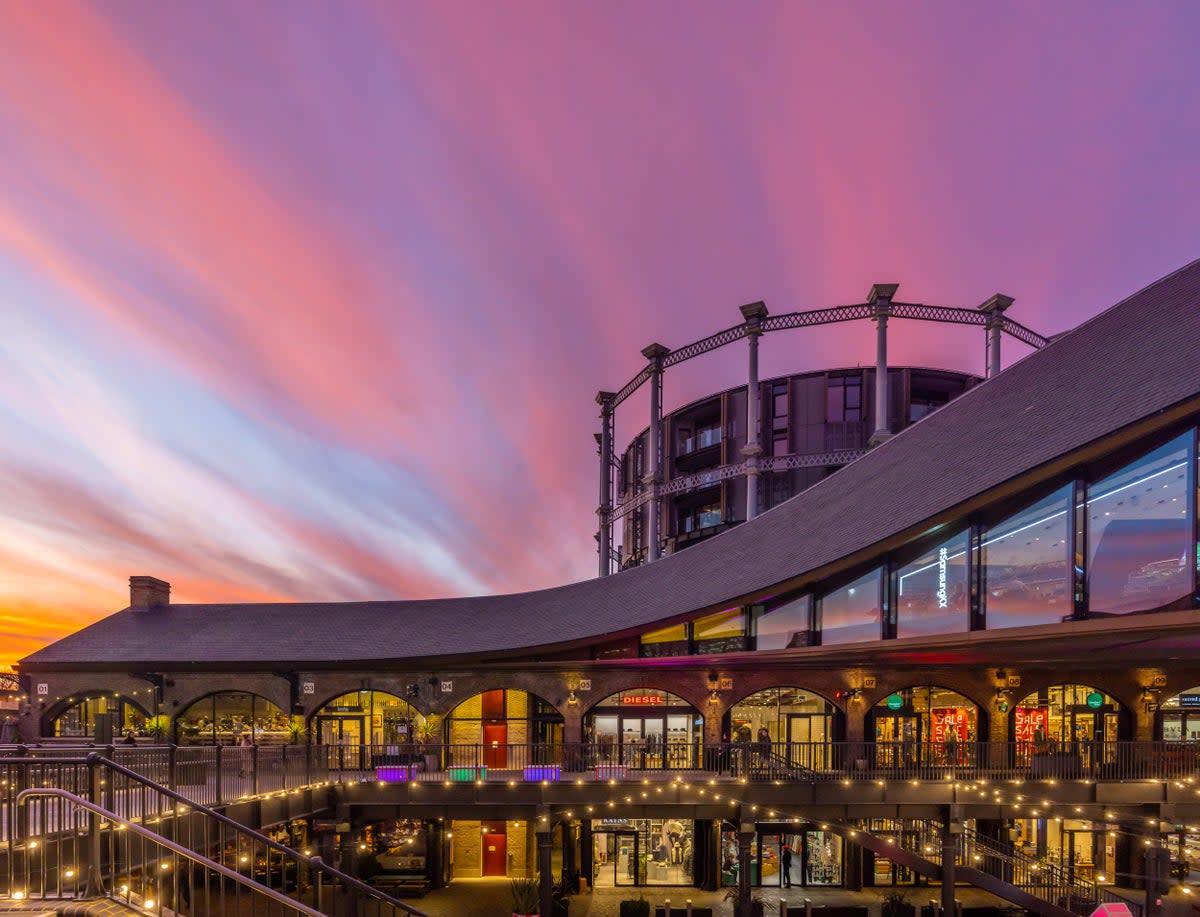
[1014, 706, 1048, 743]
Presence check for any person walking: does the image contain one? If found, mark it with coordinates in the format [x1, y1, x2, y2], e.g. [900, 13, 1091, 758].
[781, 844, 793, 888]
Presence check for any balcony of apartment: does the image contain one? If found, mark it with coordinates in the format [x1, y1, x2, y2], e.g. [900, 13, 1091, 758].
[823, 420, 869, 452]
[673, 423, 723, 473]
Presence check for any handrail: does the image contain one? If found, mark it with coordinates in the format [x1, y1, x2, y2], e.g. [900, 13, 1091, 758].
[16, 786, 326, 917]
[92, 754, 431, 917]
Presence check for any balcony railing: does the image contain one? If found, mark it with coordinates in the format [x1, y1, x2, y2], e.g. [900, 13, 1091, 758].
[678, 427, 722, 456]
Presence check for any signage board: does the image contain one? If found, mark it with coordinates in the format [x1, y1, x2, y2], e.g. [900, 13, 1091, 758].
[1086, 692, 1104, 710]
[302, 682, 315, 695]
[621, 693, 665, 706]
[718, 676, 734, 691]
[37, 683, 48, 696]
[885, 693, 904, 711]
[1014, 706, 1049, 743]
[862, 676, 876, 689]
[441, 680, 453, 693]
[578, 679, 592, 692]
[931, 708, 968, 744]
[1178, 694, 1200, 708]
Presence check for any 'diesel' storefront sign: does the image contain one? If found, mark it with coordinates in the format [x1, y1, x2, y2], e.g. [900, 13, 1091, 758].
[621, 693, 665, 706]
[1014, 706, 1049, 743]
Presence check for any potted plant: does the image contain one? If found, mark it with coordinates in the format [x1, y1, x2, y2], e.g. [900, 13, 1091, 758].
[287, 716, 308, 745]
[418, 715, 441, 771]
[722, 888, 776, 917]
[510, 874, 540, 917]
[881, 888, 914, 917]
[618, 897, 650, 917]
[146, 715, 170, 743]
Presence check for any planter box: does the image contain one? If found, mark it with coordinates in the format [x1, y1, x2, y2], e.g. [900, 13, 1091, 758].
[375, 766, 412, 782]
[525, 764, 562, 781]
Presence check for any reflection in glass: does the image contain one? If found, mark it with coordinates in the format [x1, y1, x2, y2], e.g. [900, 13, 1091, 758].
[1160, 685, 1200, 742]
[980, 486, 1072, 629]
[819, 569, 882, 645]
[755, 596, 812, 650]
[896, 530, 969, 637]
[1087, 433, 1192, 614]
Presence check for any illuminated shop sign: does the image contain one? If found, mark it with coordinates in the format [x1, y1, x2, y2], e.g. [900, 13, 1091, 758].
[936, 547, 949, 609]
[1179, 694, 1200, 707]
[1014, 706, 1048, 743]
[621, 693, 665, 706]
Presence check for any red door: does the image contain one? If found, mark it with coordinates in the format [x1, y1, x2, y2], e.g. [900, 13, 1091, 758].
[482, 831, 507, 876]
[483, 723, 508, 768]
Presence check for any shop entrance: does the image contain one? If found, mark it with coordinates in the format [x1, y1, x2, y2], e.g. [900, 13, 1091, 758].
[873, 715, 921, 768]
[317, 716, 364, 770]
[591, 712, 695, 769]
[592, 831, 638, 887]
[483, 723, 507, 768]
[482, 822, 507, 876]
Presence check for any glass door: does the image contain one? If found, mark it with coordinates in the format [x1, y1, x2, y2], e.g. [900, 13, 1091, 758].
[615, 832, 638, 885]
[757, 832, 783, 887]
[788, 714, 828, 769]
[643, 718, 665, 769]
[317, 716, 363, 771]
[804, 828, 842, 885]
[874, 715, 921, 768]
[665, 715, 692, 768]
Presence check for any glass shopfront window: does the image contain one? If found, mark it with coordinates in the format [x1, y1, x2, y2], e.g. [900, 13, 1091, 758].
[586, 689, 699, 770]
[727, 688, 836, 770]
[895, 530, 969, 637]
[819, 568, 882, 645]
[592, 819, 693, 886]
[52, 694, 149, 739]
[1012, 684, 1123, 767]
[1159, 686, 1200, 742]
[446, 690, 563, 768]
[640, 623, 690, 658]
[1013, 818, 1116, 886]
[176, 692, 288, 745]
[1087, 432, 1192, 615]
[980, 485, 1072, 629]
[754, 596, 812, 650]
[722, 826, 842, 888]
[868, 686, 978, 767]
[693, 608, 747, 654]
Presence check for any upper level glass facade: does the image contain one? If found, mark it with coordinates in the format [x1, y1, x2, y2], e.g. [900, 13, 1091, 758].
[625, 423, 1200, 658]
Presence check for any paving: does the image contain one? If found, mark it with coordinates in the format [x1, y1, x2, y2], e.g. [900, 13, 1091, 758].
[410, 879, 1022, 917]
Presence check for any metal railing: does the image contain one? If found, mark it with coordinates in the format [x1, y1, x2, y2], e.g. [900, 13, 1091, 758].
[16, 786, 326, 917]
[4, 739, 1198, 788]
[0, 752, 430, 917]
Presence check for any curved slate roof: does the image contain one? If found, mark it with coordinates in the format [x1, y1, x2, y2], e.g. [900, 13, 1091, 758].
[22, 258, 1200, 668]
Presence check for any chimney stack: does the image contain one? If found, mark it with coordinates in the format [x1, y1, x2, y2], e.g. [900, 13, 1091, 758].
[129, 576, 170, 611]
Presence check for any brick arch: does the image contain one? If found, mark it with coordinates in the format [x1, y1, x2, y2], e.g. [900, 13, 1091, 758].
[173, 690, 288, 744]
[863, 676, 991, 713]
[578, 676, 710, 717]
[42, 690, 153, 737]
[444, 686, 567, 723]
[308, 688, 429, 720]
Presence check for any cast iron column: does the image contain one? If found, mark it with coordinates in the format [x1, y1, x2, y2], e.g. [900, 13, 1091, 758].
[737, 816, 755, 917]
[538, 808, 554, 917]
[596, 391, 615, 577]
[868, 284, 897, 446]
[643, 343, 670, 563]
[941, 813, 959, 917]
[978, 294, 1014, 379]
[740, 301, 768, 521]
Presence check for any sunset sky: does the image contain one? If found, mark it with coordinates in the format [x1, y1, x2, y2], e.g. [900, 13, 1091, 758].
[1, 2, 1199, 667]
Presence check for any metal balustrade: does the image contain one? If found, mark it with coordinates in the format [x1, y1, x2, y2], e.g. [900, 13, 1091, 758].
[0, 753, 429, 917]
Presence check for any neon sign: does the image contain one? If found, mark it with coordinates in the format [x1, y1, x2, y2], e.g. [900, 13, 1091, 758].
[936, 547, 948, 609]
[621, 693, 665, 706]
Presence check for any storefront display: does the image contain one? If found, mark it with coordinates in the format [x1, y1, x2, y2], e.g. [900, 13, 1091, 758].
[726, 688, 837, 770]
[585, 689, 700, 769]
[591, 819, 693, 886]
[867, 686, 979, 766]
[1012, 684, 1125, 768]
[720, 825, 842, 887]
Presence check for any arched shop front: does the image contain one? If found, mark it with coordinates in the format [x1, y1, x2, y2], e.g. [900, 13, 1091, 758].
[1159, 685, 1200, 741]
[446, 689, 563, 768]
[584, 688, 701, 769]
[312, 691, 426, 770]
[175, 692, 288, 745]
[867, 686, 980, 767]
[726, 687, 840, 770]
[49, 693, 150, 740]
[1011, 684, 1127, 767]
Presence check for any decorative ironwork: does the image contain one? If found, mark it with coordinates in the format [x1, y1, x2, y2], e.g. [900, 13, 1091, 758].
[660, 461, 749, 496]
[612, 366, 652, 409]
[761, 303, 874, 331]
[890, 301, 989, 326]
[662, 323, 747, 368]
[609, 487, 652, 522]
[1001, 317, 1050, 349]
[0, 672, 18, 694]
[763, 448, 868, 471]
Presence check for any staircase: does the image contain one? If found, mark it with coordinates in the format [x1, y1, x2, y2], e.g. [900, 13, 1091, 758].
[832, 819, 1143, 917]
[0, 751, 431, 917]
